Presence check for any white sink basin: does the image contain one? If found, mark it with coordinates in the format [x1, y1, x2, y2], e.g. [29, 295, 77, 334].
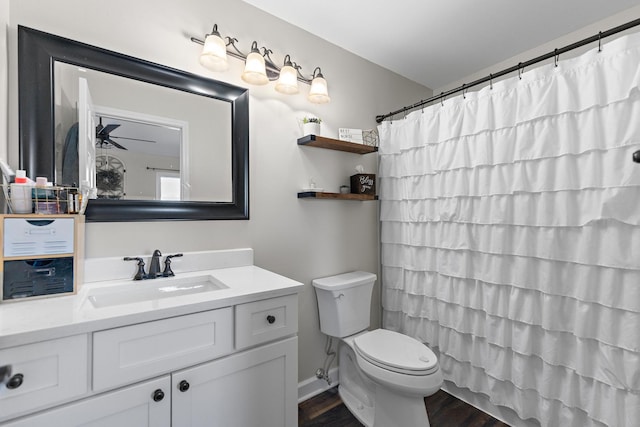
[86, 275, 228, 308]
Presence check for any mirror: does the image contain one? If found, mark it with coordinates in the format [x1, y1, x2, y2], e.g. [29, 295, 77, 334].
[54, 63, 233, 202]
[18, 26, 249, 221]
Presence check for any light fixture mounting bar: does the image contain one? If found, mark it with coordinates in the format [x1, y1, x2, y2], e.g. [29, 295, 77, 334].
[190, 36, 313, 84]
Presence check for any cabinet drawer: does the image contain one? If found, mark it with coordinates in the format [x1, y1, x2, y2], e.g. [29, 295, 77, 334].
[235, 294, 298, 350]
[3, 217, 75, 257]
[0, 334, 88, 422]
[93, 308, 233, 392]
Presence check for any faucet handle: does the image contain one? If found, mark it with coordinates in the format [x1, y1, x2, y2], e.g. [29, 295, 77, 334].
[162, 253, 183, 277]
[124, 257, 147, 280]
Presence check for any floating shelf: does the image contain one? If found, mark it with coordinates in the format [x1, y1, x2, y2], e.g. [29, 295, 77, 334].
[297, 192, 378, 201]
[297, 135, 378, 154]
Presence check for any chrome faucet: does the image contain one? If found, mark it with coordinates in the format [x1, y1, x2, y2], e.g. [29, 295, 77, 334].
[148, 249, 163, 279]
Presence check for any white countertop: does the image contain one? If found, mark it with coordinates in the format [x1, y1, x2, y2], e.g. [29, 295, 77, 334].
[0, 249, 303, 349]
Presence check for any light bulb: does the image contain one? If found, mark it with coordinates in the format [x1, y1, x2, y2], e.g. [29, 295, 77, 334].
[241, 42, 268, 85]
[275, 55, 299, 94]
[308, 68, 330, 104]
[199, 26, 228, 72]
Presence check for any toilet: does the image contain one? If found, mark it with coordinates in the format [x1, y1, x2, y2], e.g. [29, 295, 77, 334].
[312, 271, 443, 427]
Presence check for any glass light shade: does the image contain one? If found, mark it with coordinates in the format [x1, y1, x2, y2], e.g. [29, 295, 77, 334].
[308, 75, 330, 104]
[199, 33, 229, 71]
[275, 64, 299, 94]
[242, 51, 269, 85]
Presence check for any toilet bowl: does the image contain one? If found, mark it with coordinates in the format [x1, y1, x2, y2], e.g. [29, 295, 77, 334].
[312, 271, 443, 427]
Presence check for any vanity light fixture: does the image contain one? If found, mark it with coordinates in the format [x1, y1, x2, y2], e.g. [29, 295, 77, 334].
[199, 25, 229, 71]
[308, 67, 330, 104]
[190, 25, 329, 104]
[241, 41, 269, 85]
[275, 55, 299, 94]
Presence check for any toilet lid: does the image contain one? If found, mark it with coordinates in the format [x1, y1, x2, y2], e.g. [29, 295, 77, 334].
[354, 329, 438, 375]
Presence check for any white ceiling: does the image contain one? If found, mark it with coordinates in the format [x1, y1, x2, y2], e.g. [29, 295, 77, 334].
[242, 0, 639, 90]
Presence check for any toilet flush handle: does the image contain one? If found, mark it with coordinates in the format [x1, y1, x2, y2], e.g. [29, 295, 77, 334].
[335, 293, 344, 299]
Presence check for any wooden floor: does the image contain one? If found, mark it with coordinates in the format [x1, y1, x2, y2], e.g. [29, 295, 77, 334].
[299, 387, 510, 427]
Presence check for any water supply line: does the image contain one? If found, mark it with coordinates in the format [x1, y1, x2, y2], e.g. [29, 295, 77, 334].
[315, 335, 336, 385]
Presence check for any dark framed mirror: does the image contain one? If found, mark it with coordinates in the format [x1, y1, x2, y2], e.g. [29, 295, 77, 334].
[18, 26, 249, 222]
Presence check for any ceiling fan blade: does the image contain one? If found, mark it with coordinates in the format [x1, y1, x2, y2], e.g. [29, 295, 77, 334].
[111, 136, 157, 143]
[106, 138, 128, 150]
[101, 124, 121, 135]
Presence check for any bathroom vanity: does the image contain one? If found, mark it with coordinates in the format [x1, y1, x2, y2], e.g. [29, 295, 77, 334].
[0, 249, 301, 426]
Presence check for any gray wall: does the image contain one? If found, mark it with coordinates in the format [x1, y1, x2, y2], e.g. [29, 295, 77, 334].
[4, 0, 432, 386]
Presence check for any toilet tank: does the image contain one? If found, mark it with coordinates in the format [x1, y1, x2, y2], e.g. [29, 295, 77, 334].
[312, 271, 377, 338]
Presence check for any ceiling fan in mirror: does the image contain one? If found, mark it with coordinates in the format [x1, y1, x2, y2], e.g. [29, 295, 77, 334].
[95, 117, 156, 150]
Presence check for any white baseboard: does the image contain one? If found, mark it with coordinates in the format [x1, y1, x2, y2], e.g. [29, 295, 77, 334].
[298, 367, 339, 403]
[441, 381, 537, 427]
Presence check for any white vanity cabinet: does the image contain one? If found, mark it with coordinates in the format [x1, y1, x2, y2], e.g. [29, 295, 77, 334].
[0, 292, 299, 427]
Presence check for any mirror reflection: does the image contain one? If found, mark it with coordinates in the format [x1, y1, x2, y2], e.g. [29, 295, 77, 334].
[92, 115, 181, 200]
[54, 62, 233, 202]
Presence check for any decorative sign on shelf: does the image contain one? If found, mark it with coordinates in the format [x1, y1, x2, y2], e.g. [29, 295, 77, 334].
[339, 128, 364, 144]
[350, 173, 376, 195]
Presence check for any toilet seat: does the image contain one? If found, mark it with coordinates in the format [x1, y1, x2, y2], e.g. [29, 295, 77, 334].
[354, 329, 438, 376]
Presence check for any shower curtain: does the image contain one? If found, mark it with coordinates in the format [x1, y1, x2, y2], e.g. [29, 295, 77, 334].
[378, 33, 640, 427]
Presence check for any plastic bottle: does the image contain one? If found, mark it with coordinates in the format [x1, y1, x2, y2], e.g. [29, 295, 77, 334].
[10, 170, 34, 214]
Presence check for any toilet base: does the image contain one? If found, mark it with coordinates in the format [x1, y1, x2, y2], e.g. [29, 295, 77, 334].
[340, 383, 431, 427]
[339, 385, 374, 427]
[373, 384, 430, 427]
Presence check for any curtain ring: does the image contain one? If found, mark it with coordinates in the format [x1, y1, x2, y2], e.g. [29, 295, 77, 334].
[421, 100, 425, 113]
[440, 92, 445, 106]
[462, 84, 466, 99]
[518, 62, 524, 80]
[598, 31, 602, 52]
[489, 74, 493, 90]
[554, 48, 559, 67]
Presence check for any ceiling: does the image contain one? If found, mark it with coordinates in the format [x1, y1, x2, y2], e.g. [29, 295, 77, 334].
[242, 0, 639, 90]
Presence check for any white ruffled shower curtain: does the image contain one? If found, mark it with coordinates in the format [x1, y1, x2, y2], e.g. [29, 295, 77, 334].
[378, 32, 640, 427]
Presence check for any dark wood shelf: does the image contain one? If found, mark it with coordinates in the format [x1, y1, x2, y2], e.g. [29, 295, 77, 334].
[298, 135, 378, 154]
[298, 192, 378, 201]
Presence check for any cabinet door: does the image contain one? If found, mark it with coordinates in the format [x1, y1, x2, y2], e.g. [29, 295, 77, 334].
[172, 337, 298, 427]
[0, 334, 88, 422]
[3, 376, 170, 427]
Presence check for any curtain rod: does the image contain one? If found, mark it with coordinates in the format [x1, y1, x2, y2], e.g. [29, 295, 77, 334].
[146, 166, 179, 172]
[375, 17, 640, 123]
